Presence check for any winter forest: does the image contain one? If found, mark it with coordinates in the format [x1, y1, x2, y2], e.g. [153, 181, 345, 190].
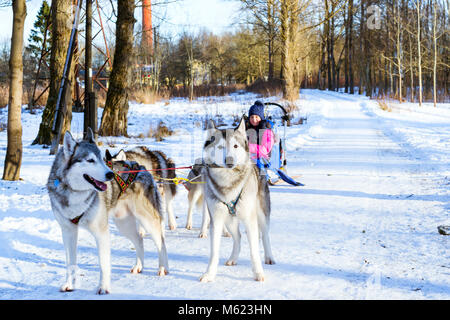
[0, 0, 449, 301]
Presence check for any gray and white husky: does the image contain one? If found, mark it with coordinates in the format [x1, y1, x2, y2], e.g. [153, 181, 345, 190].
[47, 129, 168, 294]
[199, 118, 275, 282]
[184, 162, 208, 235]
[110, 146, 178, 230]
[185, 162, 231, 238]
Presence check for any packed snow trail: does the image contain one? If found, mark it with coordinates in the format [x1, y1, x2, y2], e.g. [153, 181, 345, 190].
[270, 90, 449, 299]
[0, 90, 448, 299]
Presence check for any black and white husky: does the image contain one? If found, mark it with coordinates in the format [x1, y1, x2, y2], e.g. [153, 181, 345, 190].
[47, 129, 168, 294]
[109, 146, 178, 230]
[199, 118, 275, 282]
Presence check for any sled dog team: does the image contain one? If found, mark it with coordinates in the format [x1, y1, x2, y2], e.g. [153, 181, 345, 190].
[47, 115, 275, 294]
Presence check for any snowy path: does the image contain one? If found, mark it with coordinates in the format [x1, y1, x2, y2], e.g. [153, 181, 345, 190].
[271, 90, 450, 299]
[0, 90, 448, 299]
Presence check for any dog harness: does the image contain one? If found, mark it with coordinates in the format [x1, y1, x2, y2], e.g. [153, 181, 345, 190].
[66, 162, 139, 225]
[106, 160, 139, 198]
[220, 188, 243, 216]
[70, 214, 84, 225]
[52, 178, 86, 225]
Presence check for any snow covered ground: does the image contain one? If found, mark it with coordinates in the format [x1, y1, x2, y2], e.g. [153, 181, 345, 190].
[0, 89, 448, 300]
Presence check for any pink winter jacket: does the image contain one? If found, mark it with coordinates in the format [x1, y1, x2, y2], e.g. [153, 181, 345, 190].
[248, 127, 275, 160]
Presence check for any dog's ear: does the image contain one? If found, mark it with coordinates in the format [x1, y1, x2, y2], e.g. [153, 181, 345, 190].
[115, 149, 127, 161]
[63, 131, 77, 160]
[205, 120, 217, 141]
[85, 127, 95, 144]
[235, 116, 246, 135]
[207, 119, 216, 130]
[105, 149, 112, 161]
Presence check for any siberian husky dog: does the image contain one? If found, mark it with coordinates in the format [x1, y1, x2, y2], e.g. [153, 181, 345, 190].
[184, 162, 208, 235]
[47, 129, 168, 295]
[109, 147, 178, 230]
[185, 162, 231, 238]
[199, 118, 275, 283]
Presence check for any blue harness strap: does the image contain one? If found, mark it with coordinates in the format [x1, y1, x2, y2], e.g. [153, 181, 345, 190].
[221, 188, 243, 216]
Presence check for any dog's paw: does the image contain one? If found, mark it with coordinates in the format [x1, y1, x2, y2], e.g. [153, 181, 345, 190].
[130, 264, 143, 274]
[265, 257, 276, 265]
[222, 231, 231, 238]
[185, 223, 192, 230]
[199, 273, 215, 282]
[169, 224, 177, 231]
[60, 283, 74, 292]
[96, 286, 110, 295]
[157, 267, 169, 276]
[225, 260, 237, 266]
[254, 273, 265, 282]
[198, 232, 208, 238]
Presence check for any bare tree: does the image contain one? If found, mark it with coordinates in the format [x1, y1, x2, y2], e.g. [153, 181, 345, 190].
[408, 29, 415, 102]
[99, 0, 136, 136]
[432, 0, 440, 107]
[395, 0, 403, 102]
[240, 0, 279, 81]
[344, 0, 354, 94]
[33, 0, 73, 145]
[413, 0, 423, 106]
[3, 0, 26, 181]
[280, 0, 301, 101]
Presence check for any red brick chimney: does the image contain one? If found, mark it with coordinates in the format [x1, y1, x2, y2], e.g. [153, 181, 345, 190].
[142, 0, 153, 56]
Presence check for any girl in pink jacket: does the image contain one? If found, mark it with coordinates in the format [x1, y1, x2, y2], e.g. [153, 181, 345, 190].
[245, 101, 275, 168]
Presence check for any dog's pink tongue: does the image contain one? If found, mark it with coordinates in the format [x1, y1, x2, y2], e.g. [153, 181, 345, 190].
[95, 180, 107, 191]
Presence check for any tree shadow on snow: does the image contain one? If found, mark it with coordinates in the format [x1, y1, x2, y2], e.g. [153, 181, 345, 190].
[271, 186, 450, 203]
[274, 261, 450, 296]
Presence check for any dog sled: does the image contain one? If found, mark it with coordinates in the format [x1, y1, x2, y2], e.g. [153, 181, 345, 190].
[255, 102, 304, 187]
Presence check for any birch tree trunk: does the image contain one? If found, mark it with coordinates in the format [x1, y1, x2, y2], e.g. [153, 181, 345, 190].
[344, 0, 349, 93]
[408, 34, 414, 102]
[358, 1, 364, 95]
[388, 30, 394, 96]
[330, 1, 337, 91]
[415, 0, 423, 106]
[432, 0, 437, 107]
[3, 0, 26, 181]
[325, 0, 332, 91]
[267, 0, 275, 81]
[395, 0, 402, 102]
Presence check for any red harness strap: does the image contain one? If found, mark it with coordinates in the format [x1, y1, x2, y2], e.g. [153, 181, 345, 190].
[69, 162, 139, 225]
[70, 215, 83, 225]
[106, 160, 139, 198]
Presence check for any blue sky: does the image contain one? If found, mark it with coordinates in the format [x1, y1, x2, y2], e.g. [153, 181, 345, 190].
[0, 0, 42, 45]
[0, 0, 242, 46]
[153, 0, 241, 36]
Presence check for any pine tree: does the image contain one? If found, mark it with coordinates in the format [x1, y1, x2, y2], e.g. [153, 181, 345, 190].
[26, 0, 51, 62]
